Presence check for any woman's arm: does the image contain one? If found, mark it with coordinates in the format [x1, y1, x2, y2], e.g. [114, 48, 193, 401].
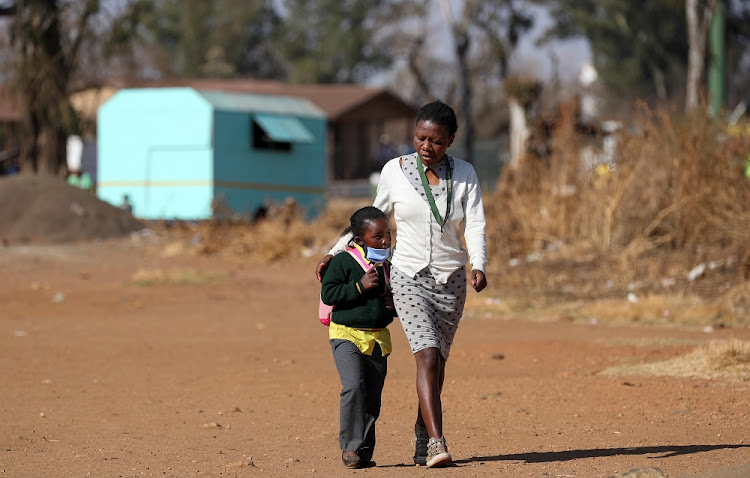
[316, 234, 352, 282]
[372, 160, 395, 218]
[463, 166, 487, 273]
[463, 165, 488, 292]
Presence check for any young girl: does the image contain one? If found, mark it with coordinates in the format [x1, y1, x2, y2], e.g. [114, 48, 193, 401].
[320, 206, 397, 469]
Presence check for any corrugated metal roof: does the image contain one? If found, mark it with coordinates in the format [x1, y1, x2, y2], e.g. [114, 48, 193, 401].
[138, 78, 416, 121]
[195, 89, 325, 118]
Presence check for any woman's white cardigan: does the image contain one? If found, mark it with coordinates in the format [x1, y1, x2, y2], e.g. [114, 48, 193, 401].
[329, 154, 487, 284]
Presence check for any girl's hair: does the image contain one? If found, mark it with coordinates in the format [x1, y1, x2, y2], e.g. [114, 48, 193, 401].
[416, 100, 458, 136]
[342, 206, 387, 237]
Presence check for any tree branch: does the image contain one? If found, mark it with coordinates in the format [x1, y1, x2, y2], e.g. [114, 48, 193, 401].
[67, 0, 100, 73]
[407, 37, 432, 100]
[0, 4, 16, 16]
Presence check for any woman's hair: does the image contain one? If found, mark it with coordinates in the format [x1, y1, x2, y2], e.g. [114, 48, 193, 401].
[416, 100, 458, 136]
[342, 206, 387, 237]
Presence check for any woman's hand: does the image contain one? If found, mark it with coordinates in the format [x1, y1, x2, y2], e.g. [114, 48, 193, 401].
[360, 268, 380, 290]
[470, 269, 487, 292]
[315, 255, 333, 282]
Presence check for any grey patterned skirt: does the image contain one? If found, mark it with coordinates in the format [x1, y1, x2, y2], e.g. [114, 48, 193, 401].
[390, 266, 467, 360]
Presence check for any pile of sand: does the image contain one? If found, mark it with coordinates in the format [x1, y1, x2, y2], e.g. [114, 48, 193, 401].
[0, 174, 144, 244]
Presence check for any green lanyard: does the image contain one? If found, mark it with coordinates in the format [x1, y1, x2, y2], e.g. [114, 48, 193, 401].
[416, 155, 452, 231]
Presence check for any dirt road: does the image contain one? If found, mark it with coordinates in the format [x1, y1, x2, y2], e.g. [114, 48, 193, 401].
[2, 238, 749, 477]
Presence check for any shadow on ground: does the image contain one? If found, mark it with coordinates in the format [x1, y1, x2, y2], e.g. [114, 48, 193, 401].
[453, 444, 750, 464]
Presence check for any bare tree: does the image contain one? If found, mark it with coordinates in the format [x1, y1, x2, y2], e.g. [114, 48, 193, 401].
[685, 0, 717, 112]
[2, 0, 98, 175]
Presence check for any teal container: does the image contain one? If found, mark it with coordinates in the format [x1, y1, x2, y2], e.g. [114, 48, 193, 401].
[97, 87, 327, 220]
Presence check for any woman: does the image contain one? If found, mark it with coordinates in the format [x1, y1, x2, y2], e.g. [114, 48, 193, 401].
[316, 100, 487, 468]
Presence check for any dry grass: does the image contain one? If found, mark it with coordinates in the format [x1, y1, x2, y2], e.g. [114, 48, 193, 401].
[561, 295, 720, 327]
[130, 267, 220, 287]
[602, 339, 750, 382]
[599, 336, 702, 348]
[561, 288, 750, 328]
[612, 468, 670, 478]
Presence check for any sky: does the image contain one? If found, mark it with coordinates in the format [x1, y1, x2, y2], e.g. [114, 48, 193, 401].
[510, 4, 592, 84]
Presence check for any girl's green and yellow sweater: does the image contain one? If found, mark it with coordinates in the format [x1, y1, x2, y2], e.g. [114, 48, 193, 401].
[320, 250, 396, 329]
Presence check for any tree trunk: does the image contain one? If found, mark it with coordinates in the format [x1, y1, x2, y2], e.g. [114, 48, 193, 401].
[10, 0, 94, 175]
[455, 28, 474, 164]
[508, 97, 528, 171]
[652, 66, 667, 101]
[37, 125, 66, 175]
[685, 0, 716, 113]
[439, 0, 477, 164]
[407, 38, 433, 101]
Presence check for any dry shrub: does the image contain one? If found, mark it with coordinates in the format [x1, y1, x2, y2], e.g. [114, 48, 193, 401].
[190, 197, 371, 264]
[706, 339, 750, 370]
[603, 339, 750, 382]
[489, 103, 750, 304]
[716, 281, 750, 325]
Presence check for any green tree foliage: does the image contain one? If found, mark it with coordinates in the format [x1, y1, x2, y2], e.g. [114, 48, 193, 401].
[534, 0, 687, 102]
[535, 0, 750, 109]
[107, 0, 285, 79]
[274, 0, 393, 84]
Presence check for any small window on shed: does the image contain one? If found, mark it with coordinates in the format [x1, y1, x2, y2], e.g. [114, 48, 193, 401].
[252, 120, 292, 152]
[251, 114, 315, 152]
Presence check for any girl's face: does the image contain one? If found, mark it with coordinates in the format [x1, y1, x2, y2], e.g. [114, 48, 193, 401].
[357, 218, 391, 250]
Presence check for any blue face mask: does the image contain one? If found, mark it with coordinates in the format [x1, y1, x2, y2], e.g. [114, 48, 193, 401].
[354, 236, 391, 263]
[364, 245, 391, 263]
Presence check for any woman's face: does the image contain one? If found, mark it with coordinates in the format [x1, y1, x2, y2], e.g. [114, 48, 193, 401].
[413, 120, 455, 168]
[358, 218, 392, 250]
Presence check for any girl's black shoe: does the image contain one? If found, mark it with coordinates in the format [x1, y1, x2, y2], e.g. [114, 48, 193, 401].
[342, 451, 360, 469]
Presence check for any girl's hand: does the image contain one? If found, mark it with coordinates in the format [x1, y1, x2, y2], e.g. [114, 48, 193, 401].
[470, 269, 487, 292]
[360, 268, 379, 290]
